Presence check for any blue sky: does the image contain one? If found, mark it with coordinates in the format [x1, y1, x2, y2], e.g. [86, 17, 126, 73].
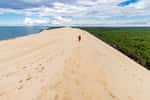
[0, 0, 150, 26]
[118, 0, 139, 6]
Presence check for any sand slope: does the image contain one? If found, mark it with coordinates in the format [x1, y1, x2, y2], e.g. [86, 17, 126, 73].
[0, 28, 150, 100]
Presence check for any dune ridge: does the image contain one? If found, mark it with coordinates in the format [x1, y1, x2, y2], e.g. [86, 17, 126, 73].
[0, 28, 150, 100]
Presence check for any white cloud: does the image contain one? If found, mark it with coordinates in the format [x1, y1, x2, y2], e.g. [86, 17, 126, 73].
[128, 1, 145, 9]
[52, 2, 87, 14]
[24, 17, 34, 25]
[24, 17, 49, 26]
[1, 0, 150, 26]
[19, 0, 46, 3]
[51, 16, 72, 25]
[35, 19, 49, 24]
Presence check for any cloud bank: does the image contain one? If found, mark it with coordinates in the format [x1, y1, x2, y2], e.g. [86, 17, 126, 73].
[24, 17, 49, 26]
[0, 0, 150, 26]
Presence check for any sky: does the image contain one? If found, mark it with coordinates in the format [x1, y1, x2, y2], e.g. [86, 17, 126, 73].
[0, 0, 150, 26]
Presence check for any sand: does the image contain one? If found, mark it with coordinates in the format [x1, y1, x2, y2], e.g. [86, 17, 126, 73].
[0, 28, 150, 100]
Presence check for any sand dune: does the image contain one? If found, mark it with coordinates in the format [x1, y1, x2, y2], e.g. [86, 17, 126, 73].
[0, 28, 150, 100]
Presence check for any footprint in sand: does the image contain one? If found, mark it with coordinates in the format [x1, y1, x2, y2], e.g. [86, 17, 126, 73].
[18, 80, 23, 83]
[38, 64, 42, 66]
[22, 65, 27, 69]
[74, 79, 80, 86]
[71, 69, 75, 74]
[54, 94, 71, 100]
[54, 94, 58, 100]
[41, 67, 45, 71]
[128, 96, 134, 100]
[26, 76, 32, 81]
[0, 92, 5, 96]
[38, 67, 45, 72]
[131, 72, 143, 82]
[34, 67, 38, 70]
[138, 77, 143, 82]
[17, 79, 24, 90]
[5, 71, 17, 77]
[17, 84, 24, 90]
[107, 90, 119, 100]
[34, 66, 45, 72]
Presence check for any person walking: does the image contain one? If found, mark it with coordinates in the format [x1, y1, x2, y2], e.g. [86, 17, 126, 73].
[78, 35, 81, 42]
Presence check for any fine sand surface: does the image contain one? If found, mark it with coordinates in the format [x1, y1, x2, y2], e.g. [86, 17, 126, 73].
[0, 28, 150, 100]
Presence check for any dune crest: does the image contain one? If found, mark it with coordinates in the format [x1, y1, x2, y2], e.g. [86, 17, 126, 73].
[0, 28, 150, 100]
